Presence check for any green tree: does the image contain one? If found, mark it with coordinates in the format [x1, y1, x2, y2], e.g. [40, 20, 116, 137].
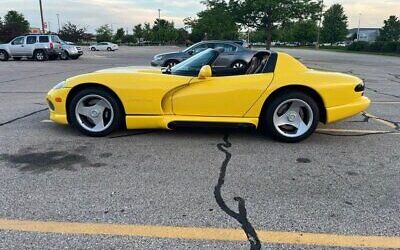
[292, 20, 317, 44]
[113, 28, 125, 43]
[153, 19, 179, 44]
[230, 0, 321, 49]
[321, 4, 348, 43]
[378, 16, 400, 42]
[0, 10, 30, 42]
[58, 22, 86, 43]
[185, 0, 239, 42]
[0, 17, 4, 43]
[143, 23, 152, 41]
[95, 24, 113, 42]
[133, 24, 143, 41]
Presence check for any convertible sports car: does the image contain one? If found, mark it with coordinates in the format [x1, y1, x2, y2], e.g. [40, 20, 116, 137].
[47, 48, 370, 142]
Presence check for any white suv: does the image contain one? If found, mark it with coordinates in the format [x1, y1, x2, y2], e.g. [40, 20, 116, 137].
[0, 34, 63, 61]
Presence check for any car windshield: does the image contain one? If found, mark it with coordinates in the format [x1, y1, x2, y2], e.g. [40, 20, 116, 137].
[171, 49, 218, 76]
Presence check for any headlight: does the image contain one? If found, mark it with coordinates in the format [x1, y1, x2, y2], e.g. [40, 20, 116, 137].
[53, 81, 66, 90]
[355, 81, 365, 92]
[154, 55, 163, 61]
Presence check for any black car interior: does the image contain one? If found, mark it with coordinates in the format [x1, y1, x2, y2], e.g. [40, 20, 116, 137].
[166, 49, 271, 77]
[212, 51, 271, 77]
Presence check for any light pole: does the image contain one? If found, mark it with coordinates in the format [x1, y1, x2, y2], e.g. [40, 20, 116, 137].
[39, 0, 45, 33]
[57, 14, 61, 33]
[316, 0, 324, 49]
[158, 9, 161, 20]
[357, 13, 362, 41]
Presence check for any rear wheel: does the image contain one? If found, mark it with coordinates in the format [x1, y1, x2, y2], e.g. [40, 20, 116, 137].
[260, 91, 319, 143]
[0, 50, 9, 61]
[34, 50, 48, 61]
[107, 47, 112, 51]
[69, 88, 123, 137]
[91, 47, 96, 51]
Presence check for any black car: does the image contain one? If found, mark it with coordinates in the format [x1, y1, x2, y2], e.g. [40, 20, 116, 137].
[151, 40, 255, 69]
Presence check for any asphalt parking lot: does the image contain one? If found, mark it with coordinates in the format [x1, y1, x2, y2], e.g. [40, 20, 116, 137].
[0, 46, 399, 249]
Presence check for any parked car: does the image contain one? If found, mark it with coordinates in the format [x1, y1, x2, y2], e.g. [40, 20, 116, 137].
[0, 34, 62, 61]
[89, 42, 118, 51]
[47, 48, 370, 142]
[151, 40, 255, 69]
[60, 40, 83, 60]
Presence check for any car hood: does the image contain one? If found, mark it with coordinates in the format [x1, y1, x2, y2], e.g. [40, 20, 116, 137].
[155, 51, 184, 58]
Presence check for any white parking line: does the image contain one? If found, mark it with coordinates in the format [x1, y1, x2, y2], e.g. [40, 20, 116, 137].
[40, 120, 54, 123]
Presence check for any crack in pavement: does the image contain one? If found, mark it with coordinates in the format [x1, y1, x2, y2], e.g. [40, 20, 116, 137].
[214, 133, 261, 250]
[0, 108, 48, 127]
[108, 130, 156, 139]
[362, 112, 400, 131]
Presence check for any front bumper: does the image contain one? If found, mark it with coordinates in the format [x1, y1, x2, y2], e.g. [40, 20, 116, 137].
[46, 88, 70, 125]
[151, 59, 163, 67]
[326, 96, 371, 123]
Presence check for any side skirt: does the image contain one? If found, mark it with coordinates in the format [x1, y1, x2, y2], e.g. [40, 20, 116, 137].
[125, 115, 259, 130]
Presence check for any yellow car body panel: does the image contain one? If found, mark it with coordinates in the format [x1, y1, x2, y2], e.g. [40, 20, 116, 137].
[47, 51, 370, 131]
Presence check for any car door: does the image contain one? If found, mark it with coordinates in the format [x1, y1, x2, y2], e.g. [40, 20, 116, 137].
[100, 43, 108, 50]
[9, 37, 25, 56]
[213, 43, 238, 67]
[172, 73, 274, 117]
[21, 36, 37, 56]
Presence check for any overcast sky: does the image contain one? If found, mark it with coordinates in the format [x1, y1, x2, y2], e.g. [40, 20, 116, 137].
[1, 0, 399, 33]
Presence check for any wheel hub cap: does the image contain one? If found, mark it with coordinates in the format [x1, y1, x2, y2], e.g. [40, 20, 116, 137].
[91, 110, 100, 118]
[287, 112, 297, 122]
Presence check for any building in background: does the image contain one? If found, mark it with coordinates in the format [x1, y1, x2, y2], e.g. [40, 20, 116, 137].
[347, 28, 381, 43]
[30, 27, 42, 34]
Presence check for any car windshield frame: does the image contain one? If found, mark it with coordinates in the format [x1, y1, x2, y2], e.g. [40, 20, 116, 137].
[171, 49, 219, 77]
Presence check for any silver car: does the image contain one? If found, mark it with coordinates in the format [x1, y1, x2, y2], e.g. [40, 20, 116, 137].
[60, 41, 83, 60]
[0, 34, 62, 61]
[151, 40, 256, 69]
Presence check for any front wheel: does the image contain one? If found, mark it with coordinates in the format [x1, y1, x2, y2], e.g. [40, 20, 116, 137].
[260, 91, 319, 143]
[34, 50, 48, 61]
[60, 50, 69, 60]
[69, 88, 123, 137]
[107, 47, 112, 51]
[90, 47, 96, 51]
[231, 61, 247, 70]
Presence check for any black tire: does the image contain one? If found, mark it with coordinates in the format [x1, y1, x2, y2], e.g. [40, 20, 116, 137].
[70, 55, 80, 60]
[34, 50, 48, 61]
[0, 50, 9, 61]
[13, 57, 22, 61]
[107, 47, 112, 51]
[164, 60, 179, 68]
[69, 87, 123, 137]
[91, 47, 96, 51]
[231, 60, 247, 69]
[260, 91, 320, 143]
[60, 50, 69, 60]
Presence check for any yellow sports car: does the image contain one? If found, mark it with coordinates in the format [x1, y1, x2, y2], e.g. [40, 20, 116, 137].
[47, 48, 370, 142]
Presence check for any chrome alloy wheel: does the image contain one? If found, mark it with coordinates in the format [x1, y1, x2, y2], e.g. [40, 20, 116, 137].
[75, 94, 114, 133]
[232, 61, 246, 69]
[273, 99, 313, 138]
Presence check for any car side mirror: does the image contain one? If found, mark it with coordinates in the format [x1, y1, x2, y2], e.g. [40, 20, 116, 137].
[198, 65, 212, 79]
